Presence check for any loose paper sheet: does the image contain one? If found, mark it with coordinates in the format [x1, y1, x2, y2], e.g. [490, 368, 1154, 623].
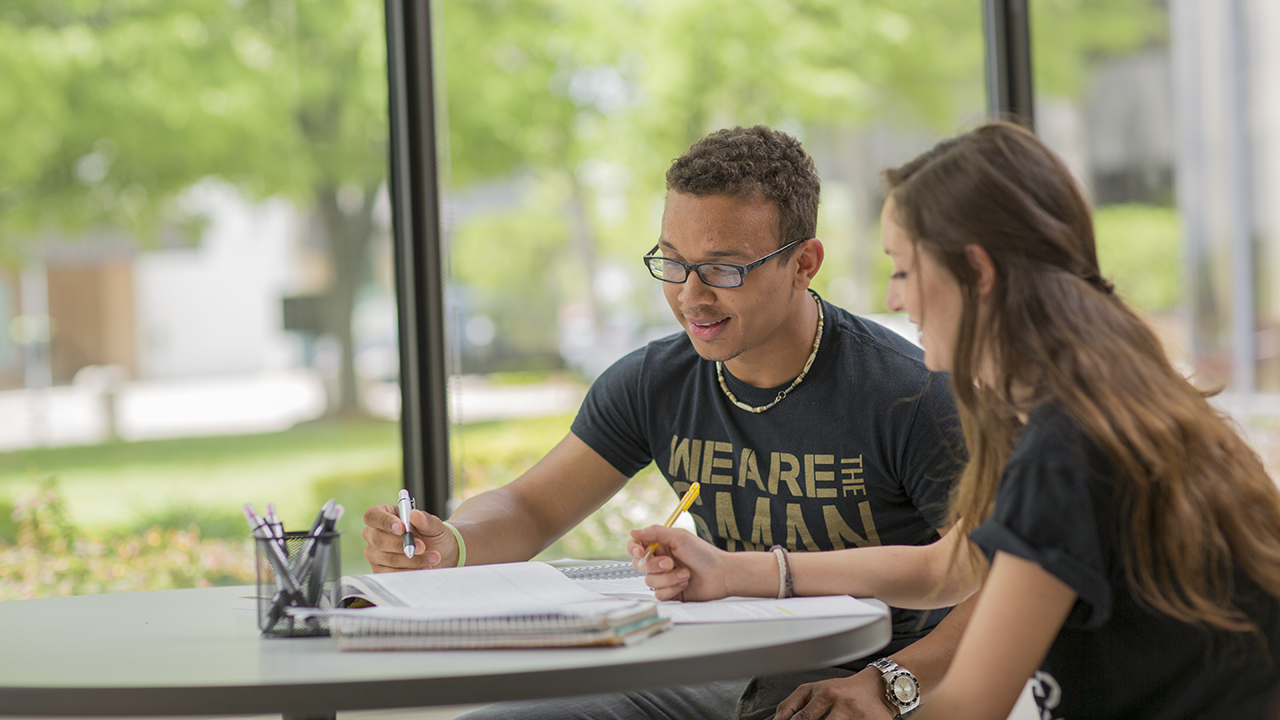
[656, 595, 883, 624]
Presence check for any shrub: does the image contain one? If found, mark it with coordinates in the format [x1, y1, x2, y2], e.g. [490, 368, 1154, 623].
[0, 497, 18, 546]
[0, 477, 254, 601]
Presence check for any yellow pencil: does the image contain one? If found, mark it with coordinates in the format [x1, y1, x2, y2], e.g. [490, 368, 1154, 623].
[639, 482, 701, 566]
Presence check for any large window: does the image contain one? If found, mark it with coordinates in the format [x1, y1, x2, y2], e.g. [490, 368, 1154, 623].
[9, 0, 1264, 592]
[1029, 0, 1280, 466]
[0, 0, 397, 597]
[1031, 0, 1179, 363]
[435, 0, 991, 558]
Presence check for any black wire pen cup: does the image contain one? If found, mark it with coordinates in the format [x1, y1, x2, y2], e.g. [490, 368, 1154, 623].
[255, 530, 341, 637]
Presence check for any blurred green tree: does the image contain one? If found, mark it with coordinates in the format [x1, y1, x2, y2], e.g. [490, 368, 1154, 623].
[0, 1, 291, 250]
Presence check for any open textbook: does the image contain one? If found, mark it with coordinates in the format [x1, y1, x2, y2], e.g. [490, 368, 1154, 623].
[339, 560, 616, 608]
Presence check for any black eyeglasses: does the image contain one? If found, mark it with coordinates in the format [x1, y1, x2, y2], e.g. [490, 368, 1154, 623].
[642, 239, 808, 288]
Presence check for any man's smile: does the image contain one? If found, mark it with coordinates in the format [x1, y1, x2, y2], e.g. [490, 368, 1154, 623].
[684, 315, 729, 340]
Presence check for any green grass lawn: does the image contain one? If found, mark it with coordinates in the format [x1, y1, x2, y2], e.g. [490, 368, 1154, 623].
[0, 418, 403, 536]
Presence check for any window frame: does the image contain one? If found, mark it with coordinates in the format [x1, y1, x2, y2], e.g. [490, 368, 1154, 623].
[384, 0, 1035, 513]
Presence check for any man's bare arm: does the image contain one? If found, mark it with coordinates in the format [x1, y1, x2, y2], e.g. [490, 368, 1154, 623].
[364, 432, 629, 571]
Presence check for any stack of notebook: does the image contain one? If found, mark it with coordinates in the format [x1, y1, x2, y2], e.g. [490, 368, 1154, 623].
[325, 598, 666, 650]
[292, 561, 670, 650]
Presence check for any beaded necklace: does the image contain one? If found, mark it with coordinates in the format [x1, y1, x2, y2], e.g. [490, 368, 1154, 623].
[715, 289, 824, 413]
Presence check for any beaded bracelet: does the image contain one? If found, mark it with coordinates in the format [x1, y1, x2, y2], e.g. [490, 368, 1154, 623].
[441, 521, 467, 567]
[770, 545, 794, 598]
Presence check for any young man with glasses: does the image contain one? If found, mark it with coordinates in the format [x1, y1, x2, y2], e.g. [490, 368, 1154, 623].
[363, 125, 970, 720]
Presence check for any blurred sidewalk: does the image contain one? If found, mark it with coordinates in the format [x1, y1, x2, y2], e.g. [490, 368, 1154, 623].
[0, 371, 586, 452]
[5, 365, 1280, 477]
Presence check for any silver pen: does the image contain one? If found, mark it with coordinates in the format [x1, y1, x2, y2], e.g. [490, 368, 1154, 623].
[397, 489, 415, 558]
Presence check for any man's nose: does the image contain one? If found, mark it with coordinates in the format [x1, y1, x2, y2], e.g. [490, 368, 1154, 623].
[678, 271, 717, 305]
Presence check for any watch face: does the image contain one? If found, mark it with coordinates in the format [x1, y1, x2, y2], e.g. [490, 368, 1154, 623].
[891, 674, 919, 703]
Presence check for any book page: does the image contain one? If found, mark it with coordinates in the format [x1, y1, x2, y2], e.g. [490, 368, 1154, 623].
[658, 595, 883, 624]
[347, 562, 608, 609]
[577, 580, 655, 599]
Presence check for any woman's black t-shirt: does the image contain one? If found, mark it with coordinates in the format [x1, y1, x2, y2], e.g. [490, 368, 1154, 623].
[970, 404, 1280, 719]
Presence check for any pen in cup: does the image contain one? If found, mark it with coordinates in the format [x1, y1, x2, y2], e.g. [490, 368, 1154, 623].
[264, 502, 285, 552]
[292, 498, 336, 575]
[243, 503, 305, 628]
[397, 489, 416, 558]
[294, 500, 342, 577]
[640, 482, 701, 567]
[246, 498, 346, 635]
[304, 503, 344, 606]
[243, 504, 299, 591]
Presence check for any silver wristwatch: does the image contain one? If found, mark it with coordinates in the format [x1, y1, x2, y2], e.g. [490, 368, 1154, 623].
[871, 657, 921, 716]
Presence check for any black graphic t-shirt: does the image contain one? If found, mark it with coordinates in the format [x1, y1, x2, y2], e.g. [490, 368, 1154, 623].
[971, 404, 1280, 719]
[572, 297, 964, 651]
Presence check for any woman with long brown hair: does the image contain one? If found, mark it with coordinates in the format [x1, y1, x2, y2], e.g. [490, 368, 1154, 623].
[630, 122, 1280, 719]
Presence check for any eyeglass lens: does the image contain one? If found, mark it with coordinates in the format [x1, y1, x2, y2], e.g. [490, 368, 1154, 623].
[647, 258, 743, 288]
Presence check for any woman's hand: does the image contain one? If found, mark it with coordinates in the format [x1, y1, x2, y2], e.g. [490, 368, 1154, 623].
[627, 526, 735, 601]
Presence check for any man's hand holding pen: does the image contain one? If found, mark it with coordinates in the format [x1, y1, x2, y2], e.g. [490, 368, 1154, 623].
[362, 502, 460, 572]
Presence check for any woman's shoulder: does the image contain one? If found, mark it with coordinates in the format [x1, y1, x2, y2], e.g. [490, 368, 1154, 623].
[1023, 403, 1081, 436]
[1010, 403, 1113, 479]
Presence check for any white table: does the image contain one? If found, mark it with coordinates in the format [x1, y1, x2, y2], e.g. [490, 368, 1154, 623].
[0, 586, 890, 720]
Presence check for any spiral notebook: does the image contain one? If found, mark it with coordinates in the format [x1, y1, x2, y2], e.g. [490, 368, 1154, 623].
[323, 599, 669, 650]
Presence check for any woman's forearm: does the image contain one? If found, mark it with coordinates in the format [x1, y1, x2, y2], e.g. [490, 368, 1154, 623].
[778, 530, 977, 608]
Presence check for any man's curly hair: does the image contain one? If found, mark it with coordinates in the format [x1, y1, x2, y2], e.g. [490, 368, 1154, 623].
[666, 125, 820, 251]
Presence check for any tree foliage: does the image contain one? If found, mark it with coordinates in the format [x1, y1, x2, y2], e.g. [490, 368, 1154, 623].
[0, 0, 388, 232]
[0, 0, 285, 256]
[0, 0, 1166, 385]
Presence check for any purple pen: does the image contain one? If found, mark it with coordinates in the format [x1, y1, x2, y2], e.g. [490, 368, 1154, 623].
[243, 504, 304, 596]
[264, 503, 284, 537]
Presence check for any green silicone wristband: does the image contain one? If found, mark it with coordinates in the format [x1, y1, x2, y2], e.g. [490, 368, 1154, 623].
[441, 521, 466, 567]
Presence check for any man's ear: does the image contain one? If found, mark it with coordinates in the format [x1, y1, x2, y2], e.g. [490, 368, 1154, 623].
[793, 238, 824, 289]
[966, 244, 996, 300]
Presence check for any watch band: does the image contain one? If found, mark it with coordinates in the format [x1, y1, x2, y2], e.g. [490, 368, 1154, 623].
[870, 657, 921, 716]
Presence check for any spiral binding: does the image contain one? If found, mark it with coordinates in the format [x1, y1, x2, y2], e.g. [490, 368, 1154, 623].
[345, 611, 617, 637]
[556, 562, 644, 581]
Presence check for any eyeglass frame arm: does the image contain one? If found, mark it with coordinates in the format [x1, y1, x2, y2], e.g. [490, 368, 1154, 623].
[642, 238, 810, 288]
